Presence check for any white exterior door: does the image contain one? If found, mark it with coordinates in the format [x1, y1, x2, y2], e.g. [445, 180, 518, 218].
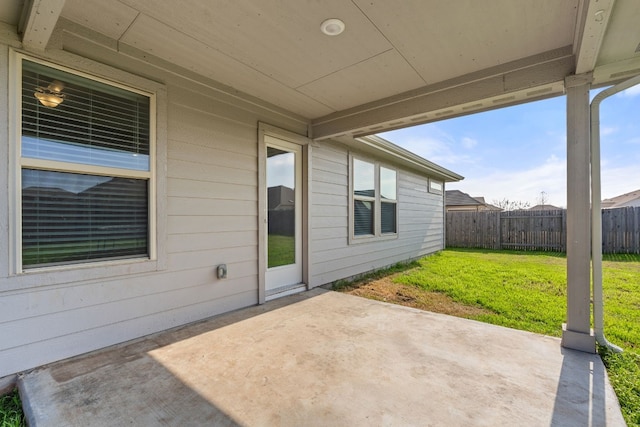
[264, 136, 303, 297]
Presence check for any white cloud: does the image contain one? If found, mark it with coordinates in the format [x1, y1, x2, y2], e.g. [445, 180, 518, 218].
[448, 157, 640, 208]
[380, 126, 480, 168]
[448, 155, 567, 207]
[267, 153, 295, 188]
[461, 137, 478, 149]
[618, 84, 640, 98]
[601, 164, 640, 200]
[600, 126, 618, 136]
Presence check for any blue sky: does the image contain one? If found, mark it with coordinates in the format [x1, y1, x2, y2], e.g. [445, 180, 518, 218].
[380, 84, 640, 208]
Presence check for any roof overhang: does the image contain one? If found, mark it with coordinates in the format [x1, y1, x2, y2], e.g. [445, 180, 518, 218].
[349, 135, 463, 182]
[1, 0, 638, 141]
[312, 48, 574, 140]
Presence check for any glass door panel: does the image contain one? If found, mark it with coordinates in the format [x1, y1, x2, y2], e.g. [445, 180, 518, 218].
[267, 148, 296, 268]
[265, 137, 302, 294]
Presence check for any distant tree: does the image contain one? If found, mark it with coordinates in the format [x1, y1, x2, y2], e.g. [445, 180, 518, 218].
[492, 198, 531, 211]
[537, 191, 549, 206]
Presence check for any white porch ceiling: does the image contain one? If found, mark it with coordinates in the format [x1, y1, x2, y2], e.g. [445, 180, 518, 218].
[2, 0, 640, 139]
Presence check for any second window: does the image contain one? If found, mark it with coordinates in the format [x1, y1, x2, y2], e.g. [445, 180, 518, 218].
[351, 156, 397, 241]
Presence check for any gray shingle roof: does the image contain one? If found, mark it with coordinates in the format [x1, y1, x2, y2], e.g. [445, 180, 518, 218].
[529, 204, 561, 210]
[602, 189, 640, 208]
[445, 190, 483, 206]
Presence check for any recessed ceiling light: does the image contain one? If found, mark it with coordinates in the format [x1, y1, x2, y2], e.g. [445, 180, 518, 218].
[320, 19, 345, 36]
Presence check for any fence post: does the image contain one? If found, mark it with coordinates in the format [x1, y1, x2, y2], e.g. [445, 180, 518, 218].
[496, 211, 502, 250]
[635, 207, 640, 254]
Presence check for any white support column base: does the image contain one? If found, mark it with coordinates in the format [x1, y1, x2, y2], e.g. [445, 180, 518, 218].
[561, 324, 596, 353]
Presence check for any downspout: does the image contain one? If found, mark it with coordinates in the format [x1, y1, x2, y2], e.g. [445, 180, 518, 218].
[442, 183, 447, 250]
[589, 74, 640, 353]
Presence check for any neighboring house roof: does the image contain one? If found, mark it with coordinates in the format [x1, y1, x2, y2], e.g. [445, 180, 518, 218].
[602, 189, 640, 208]
[473, 197, 502, 211]
[446, 190, 483, 207]
[268, 185, 295, 210]
[445, 190, 502, 211]
[529, 204, 562, 210]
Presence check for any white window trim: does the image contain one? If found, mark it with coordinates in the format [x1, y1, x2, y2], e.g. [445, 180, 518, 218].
[257, 122, 311, 304]
[348, 154, 399, 245]
[4, 49, 167, 288]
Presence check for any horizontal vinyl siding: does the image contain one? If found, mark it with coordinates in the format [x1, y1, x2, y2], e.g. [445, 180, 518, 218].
[309, 142, 444, 287]
[1, 290, 256, 377]
[0, 40, 307, 377]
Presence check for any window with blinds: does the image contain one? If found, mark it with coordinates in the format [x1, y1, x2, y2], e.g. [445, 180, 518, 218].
[350, 156, 398, 242]
[20, 59, 153, 268]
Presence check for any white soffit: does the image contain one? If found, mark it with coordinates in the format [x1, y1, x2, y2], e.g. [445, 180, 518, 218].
[597, 0, 640, 65]
[116, 0, 394, 88]
[0, 0, 23, 26]
[0, 0, 637, 137]
[592, 0, 640, 84]
[351, 0, 579, 85]
[61, 0, 137, 40]
[116, 13, 334, 118]
[297, 50, 426, 111]
[54, 0, 583, 122]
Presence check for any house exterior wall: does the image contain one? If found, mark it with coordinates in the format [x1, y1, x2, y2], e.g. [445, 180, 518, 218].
[0, 38, 307, 377]
[309, 141, 445, 287]
[0, 32, 447, 378]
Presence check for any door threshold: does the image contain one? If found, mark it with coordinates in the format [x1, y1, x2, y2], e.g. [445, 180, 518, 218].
[265, 283, 307, 301]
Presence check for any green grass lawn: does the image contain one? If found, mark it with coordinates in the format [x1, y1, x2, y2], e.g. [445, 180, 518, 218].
[3, 248, 638, 424]
[387, 249, 640, 426]
[0, 389, 25, 427]
[268, 234, 295, 268]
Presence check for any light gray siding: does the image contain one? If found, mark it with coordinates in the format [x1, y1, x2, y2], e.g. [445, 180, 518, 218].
[0, 26, 448, 378]
[0, 32, 307, 377]
[309, 141, 444, 287]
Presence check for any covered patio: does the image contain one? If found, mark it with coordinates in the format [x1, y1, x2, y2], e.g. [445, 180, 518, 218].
[5, 0, 637, 354]
[19, 289, 625, 426]
[0, 1, 639, 423]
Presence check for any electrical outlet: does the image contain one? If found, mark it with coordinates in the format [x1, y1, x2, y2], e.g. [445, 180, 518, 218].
[217, 264, 227, 279]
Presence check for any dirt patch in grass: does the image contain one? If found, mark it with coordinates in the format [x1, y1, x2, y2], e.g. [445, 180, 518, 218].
[340, 273, 491, 318]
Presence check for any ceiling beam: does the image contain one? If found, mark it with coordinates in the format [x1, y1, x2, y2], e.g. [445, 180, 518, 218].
[574, 0, 616, 75]
[19, 0, 66, 51]
[311, 47, 575, 140]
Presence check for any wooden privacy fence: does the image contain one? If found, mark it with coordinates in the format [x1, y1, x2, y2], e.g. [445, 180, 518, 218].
[602, 207, 640, 253]
[446, 206, 640, 253]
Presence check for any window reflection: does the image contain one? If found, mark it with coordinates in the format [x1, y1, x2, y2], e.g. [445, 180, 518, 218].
[353, 159, 375, 197]
[22, 169, 148, 267]
[267, 147, 296, 268]
[380, 167, 396, 200]
[22, 136, 150, 171]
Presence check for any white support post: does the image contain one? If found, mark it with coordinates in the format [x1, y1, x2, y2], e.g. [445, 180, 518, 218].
[561, 74, 596, 353]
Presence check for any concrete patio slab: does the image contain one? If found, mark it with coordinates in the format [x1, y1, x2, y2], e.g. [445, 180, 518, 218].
[18, 289, 625, 426]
